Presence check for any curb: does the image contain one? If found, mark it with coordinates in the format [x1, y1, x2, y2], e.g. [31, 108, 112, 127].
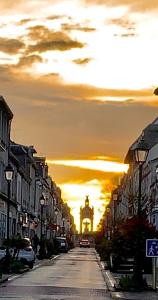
[0, 267, 30, 284]
[0, 275, 10, 284]
[95, 253, 117, 292]
[0, 254, 60, 284]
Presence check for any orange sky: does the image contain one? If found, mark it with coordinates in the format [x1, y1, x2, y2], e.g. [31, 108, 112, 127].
[0, 0, 158, 230]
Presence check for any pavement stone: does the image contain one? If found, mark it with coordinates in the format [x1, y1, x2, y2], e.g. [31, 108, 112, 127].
[0, 254, 60, 285]
[101, 264, 158, 299]
[110, 291, 158, 300]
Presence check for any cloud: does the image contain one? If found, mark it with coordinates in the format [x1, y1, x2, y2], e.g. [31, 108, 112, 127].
[107, 17, 135, 30]
[0, 0, 25, 9]
[47, 15, 68, 20]
[17, 54, 43, 67]
[73, 58, 92, 65]
[18, 18, 34, 25]
[27, 25, 53, 41]
[0, 64, 154, 103]
[0, 0, 60, 14]
[84, 0, 158, 12]
[106, 15, 136, 37]
[26, 26, 85, 53]
[47, 159, 128, 173]
[0, 37, 25, 54]
[0, 66, 156, 180]
[114, 32, 136, 38]
[28, 39, 84, 53]
[62, 23, 96, 32]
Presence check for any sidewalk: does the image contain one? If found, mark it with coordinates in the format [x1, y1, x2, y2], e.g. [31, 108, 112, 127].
[111, 291, 158, 300]
[102, 266, 158, 299]
[0, 254, 60, 285]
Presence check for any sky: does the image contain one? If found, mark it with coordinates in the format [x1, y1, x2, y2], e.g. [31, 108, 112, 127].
[1, 0, 158, 231]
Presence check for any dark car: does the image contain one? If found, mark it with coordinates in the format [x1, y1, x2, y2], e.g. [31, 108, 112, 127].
[55, 237, 69, 253]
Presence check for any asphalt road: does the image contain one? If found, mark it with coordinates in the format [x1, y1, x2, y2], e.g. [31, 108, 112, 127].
[0, 247, 112, 300]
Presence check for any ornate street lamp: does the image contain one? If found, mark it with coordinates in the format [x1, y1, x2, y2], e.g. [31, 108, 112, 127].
[5, 164, 14, 246]
[133, 138, 149, 287]
[5, 164, 14, 263]
[134, 138, 149, 216]
[112, 193, 118, 230]
[62, 217, 65, 236]
[40, 195, 45, 242]
[54, 208, 58, 237]
[54, 208, 58, 216]
[106, 207, 111, 240]
[39, 194, 46, 259]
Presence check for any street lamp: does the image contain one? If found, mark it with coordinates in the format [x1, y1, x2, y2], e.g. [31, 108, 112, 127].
[62, 217, 65, 236]
[112, 193, 118, 230]
[40, 195, 45, 242]
[133, 138, 149, 287]
[5, 165, 14, 239]
[106, 207, 111, 240]
[39, 194, 45, 259]
[5, 164, 14, 262]
[54, 208, 58, 237]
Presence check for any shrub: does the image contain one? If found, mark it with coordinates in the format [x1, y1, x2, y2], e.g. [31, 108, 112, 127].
[10, 259, 25, 273]
[95, 237, 112, 261]
[119, 274, 148, 291]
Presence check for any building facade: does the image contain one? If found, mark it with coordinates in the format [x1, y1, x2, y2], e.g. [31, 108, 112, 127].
[0, 96, 75, 245]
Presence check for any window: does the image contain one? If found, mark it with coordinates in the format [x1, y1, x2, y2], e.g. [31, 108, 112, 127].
[0, 213, 6, 238]
[153, 214, 156, 224]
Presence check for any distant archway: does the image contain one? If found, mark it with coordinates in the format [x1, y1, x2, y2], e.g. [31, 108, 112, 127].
[80, 196, 94, 234]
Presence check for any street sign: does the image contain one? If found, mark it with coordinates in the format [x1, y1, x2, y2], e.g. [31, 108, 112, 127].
[146, 239, 158, 257]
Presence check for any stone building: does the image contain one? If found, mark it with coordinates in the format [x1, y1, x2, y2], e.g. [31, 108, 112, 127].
[111, 117, 158, 231]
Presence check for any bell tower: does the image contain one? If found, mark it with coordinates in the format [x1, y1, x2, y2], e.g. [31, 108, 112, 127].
[80, 196, 94, 234]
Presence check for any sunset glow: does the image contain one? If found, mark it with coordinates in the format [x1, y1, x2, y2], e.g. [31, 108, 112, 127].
[59, 179, 111, 231]
[47, 158, 127, 229]
[1, 0, 158, 232]
[47, 159, 128, 173]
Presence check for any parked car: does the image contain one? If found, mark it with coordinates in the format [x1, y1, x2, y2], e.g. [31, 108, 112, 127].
[55, 237, 69, 253]
[79, 239, 90, 248]
[17, 238, 36, 269]
[0, 246, 14, 261]
[18, 246, 36, 269]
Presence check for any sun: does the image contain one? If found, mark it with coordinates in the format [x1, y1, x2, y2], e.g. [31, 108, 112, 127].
[56, 179, 112, 232]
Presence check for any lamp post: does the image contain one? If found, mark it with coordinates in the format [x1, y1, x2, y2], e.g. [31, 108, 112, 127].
[133, 138, 149, 287]
[39, 195, 45, 259]
[62, 217, 65, 236]
[112, 193, 118, 231]
[5, 164, 14, 261]
[106, 207, 111, 240]
[54, 208, 58, 237]
[40, 195, 45, 242]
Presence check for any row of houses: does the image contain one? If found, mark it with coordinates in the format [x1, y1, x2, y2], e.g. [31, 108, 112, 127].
[0, 96, 75, 245]
[104, 117, 158, 237]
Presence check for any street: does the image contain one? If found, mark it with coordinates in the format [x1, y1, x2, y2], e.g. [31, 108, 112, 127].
[0, 248, 111, 300]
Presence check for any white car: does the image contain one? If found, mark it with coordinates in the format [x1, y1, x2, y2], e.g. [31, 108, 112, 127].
[79, 239, 90, 248]
[18, 245, 36, 269]
[0, 246, 14, 261]
[0, 238, 36, 269]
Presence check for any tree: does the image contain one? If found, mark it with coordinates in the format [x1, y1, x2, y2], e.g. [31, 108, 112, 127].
[111, 216, 158, 273]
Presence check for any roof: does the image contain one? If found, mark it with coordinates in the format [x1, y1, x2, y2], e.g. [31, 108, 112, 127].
[0, 95, 13, 119]
[11, 142, 37, 155]
[124, 118, 158, 164]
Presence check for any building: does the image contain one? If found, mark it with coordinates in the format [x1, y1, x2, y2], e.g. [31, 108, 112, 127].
[111, 117, 158, 231]
[0, 95, 75, 245]
[0, 96, 13, 243]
